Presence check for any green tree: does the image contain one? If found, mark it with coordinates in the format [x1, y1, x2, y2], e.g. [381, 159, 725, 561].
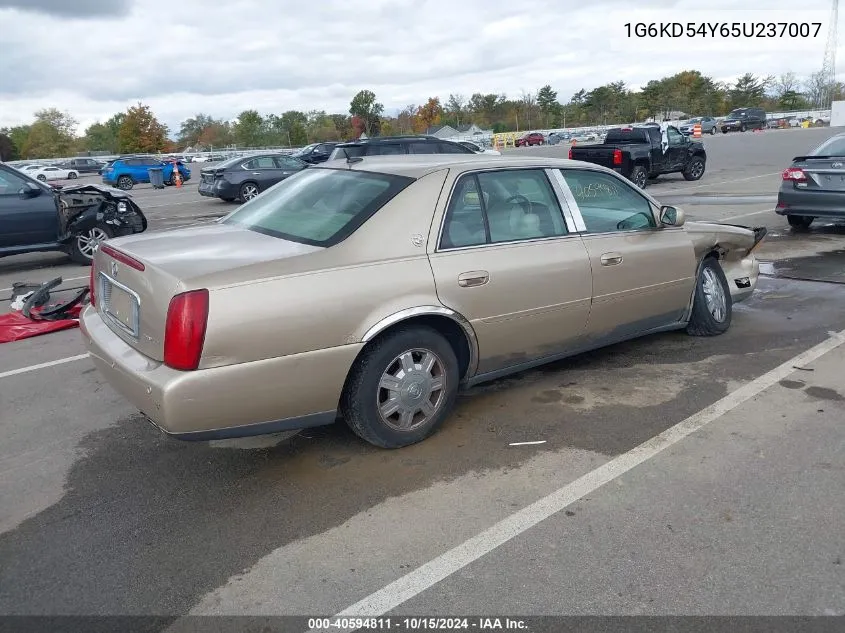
[0, 133, 16, 161]
[536, 84, 558, 127]
[83, 122, 117, 152]
[178, 113, 218, 147]
[280, 110, 308, 145]
[233, 110, 266, 147]
[349, 89, 384, 136]
[117, 102, 169, 154]
[444, 94, 466, 127]
[20, 109, 78, 158]
[729, 73, 774, 107]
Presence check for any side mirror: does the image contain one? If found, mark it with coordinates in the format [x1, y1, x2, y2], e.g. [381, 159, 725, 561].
[659, 205, 684, 227]
[19, 182, 42, 199]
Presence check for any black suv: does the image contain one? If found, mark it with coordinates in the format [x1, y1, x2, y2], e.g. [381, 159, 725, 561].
[329, 135, 476, 159]
[291, 142, 340, 164]
[720, 107, 767, 133]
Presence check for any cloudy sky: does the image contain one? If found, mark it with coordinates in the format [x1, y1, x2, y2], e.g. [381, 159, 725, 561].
[0, 0, 837, 135]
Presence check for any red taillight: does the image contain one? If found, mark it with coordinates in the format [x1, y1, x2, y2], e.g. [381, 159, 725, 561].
[89, 261, 96, 307]
[612, 149, 623, 166]
[163, 290, 209, 371]
[100, 243, 145, 271]
[782, 167, 806, 182]
[568, 148, 573, 159]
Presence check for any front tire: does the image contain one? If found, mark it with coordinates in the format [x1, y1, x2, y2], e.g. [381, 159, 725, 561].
[710, 126, 716, 135]
[683, 156, 706, 181]
[630, 165, 648, 189]
[69, 224, 113, 264]
[787, 215, 814, 229]
[116, 175, 133, 190]
[740, 124, 747, 132]
[687, 258, 732, 337]
[341, 325, 460, 448]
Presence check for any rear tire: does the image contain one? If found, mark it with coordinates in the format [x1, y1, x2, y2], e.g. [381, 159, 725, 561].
[341, 325, 460, 448]
[683, 156, 706, 181]
[239, 182, 260, 202]
[630, 165, 648, 189]
[787, 215, 814, 229]
[68, 171, 78, 179]
[686, 258, 732, 337]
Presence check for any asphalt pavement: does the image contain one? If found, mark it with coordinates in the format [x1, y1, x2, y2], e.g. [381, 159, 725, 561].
[0, 126, 843, 627]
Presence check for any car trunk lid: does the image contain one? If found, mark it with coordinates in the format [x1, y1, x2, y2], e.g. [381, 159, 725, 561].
[790, 156, 845, 192]
[92, 222, 322, 361]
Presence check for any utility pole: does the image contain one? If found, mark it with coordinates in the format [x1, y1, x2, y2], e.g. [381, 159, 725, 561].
[821, 0, 839, 108]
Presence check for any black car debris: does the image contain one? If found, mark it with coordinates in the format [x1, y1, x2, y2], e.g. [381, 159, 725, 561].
[0, 163, 147, 264]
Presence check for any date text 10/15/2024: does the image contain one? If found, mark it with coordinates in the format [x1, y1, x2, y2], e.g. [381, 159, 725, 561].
[624, 22, 823, 38]
[308, 617, 528, 630]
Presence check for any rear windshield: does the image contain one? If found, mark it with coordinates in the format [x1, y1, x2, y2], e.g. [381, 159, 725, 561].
[604, 128, 651, 144]
[808, 135, 845, 157]
[221, 168, 414, 247]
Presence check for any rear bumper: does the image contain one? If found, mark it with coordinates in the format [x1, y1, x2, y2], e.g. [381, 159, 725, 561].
[79, 306, 363, 440]
[198, 179, 238, 199]
[776, 186, 845, 218]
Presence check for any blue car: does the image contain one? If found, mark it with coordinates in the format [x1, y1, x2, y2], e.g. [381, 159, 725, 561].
[102, 155, 191, 190]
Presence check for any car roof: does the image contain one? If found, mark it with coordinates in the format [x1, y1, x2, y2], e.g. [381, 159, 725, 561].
[315, 154, 594, 179]
[335, 135, 443, 146]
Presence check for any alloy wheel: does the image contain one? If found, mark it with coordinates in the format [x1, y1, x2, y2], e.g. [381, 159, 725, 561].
[376, 348, 447, 432]
[76, 227, 110, 261]
[702, 267, 727, 322]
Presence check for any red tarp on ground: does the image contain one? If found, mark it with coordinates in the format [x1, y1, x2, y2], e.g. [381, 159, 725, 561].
[0, 305, 83, 344]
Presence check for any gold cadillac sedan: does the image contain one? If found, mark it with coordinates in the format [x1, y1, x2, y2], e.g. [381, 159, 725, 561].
[80, 155, 766, 448]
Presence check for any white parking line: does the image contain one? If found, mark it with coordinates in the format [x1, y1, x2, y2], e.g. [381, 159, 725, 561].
[0, 275, 88, 296]
[0, 354, 90, 380]
[317, 328, 845, 629]
[657, 171, 782, 195]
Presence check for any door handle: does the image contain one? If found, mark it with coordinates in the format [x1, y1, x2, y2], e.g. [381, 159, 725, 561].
[458, 271, 489, 287]
[600, 252, 623, 266]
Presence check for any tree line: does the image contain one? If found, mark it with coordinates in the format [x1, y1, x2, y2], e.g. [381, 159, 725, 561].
[2, 69, 841, 161]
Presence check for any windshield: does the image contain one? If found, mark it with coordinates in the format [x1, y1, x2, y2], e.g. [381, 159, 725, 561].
[727, 109, 748, 118]
[687, 118, 701, 124]
[221, 167, 414, 247]
[808, 135, 845, 157]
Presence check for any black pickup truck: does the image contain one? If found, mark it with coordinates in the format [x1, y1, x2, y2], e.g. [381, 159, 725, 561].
[568, 125, 707, 189]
